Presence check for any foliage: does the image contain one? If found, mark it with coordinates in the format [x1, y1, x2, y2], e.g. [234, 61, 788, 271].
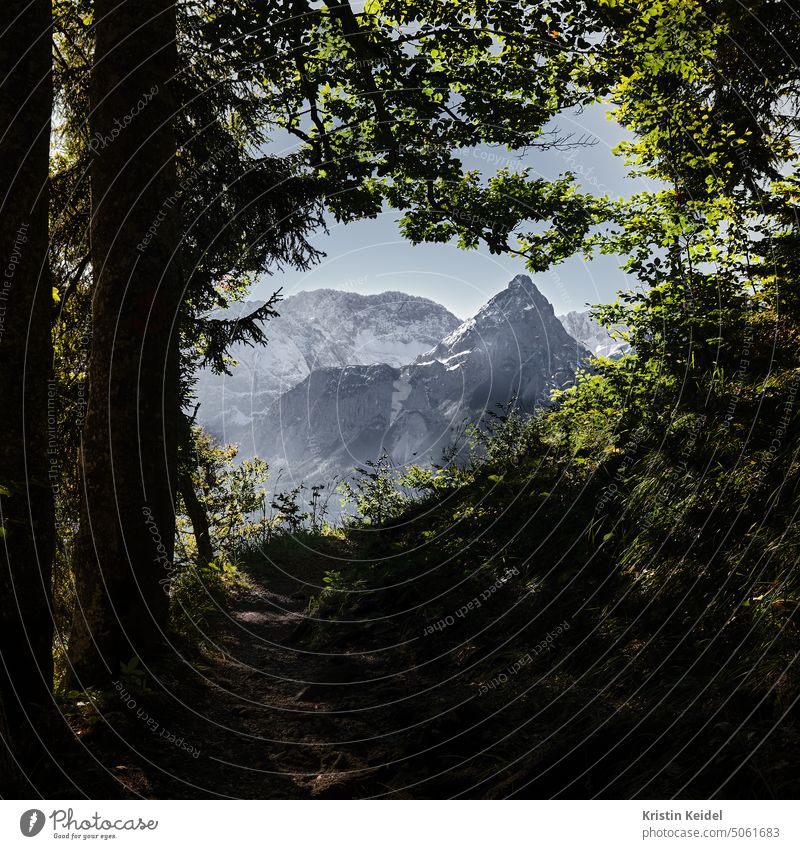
[270, 485, 311, 536]
[339, 455, 409, 526]
[469, 401, 547, 467]
[196, 0, 610, 265]
[169, 557, 240, 641]
[175, 427, 270, 568]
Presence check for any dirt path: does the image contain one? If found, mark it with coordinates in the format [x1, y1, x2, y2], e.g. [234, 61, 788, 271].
[65, 545, 736, 800]
[92, 553, 422, 799]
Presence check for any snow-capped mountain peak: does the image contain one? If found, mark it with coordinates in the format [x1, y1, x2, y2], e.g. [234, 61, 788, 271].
[250, 276, 589, 484]
[193, 288, 461, 453]
[557, 309, 630, 359]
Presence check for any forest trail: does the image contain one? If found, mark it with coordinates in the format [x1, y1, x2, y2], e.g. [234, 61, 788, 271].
[79, 543, 634, 801]
[96, 549, 424, 799]
[60, 531, 796, 801]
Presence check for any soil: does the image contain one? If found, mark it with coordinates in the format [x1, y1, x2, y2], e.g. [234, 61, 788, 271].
[65, 548, 462, 799]
[42, 539, 795, 800]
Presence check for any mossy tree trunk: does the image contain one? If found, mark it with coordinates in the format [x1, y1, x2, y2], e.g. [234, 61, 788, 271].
[68, 0, 183, 686]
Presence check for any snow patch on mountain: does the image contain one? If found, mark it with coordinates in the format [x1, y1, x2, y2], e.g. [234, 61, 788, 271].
[193, 289, 461, 453]
[253, 275, 590, 486]
[557, 309, 631, 359]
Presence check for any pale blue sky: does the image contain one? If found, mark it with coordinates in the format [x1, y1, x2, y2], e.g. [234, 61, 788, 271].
[253, 103, 651, 319]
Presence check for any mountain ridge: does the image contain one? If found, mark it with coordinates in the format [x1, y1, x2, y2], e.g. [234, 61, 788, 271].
[194, 288, 462, 452]
[193, 279, 625, 487]
[252, 275, 589, 484]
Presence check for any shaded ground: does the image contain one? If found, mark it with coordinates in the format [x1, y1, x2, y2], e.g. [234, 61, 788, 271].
[44, 530, 799, 800]
[69, 545, 403, 798]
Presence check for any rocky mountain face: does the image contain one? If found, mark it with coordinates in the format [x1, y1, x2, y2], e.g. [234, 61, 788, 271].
[253, 275, 589, 484]
[557, 309, 630, 359]
[194, 289, 462, 454]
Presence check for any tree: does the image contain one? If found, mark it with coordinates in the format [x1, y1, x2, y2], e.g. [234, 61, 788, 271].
[593, 0, 800, 395]
[206, 0, 608, 269]
[175, 425, 269, 564]
[52, 0, 325, 686]
[64, 0, 609, 686]
[67, 0, 184, 685]
[0, 0, 56, 790]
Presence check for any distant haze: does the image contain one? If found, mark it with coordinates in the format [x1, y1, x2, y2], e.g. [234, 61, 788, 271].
[194, 277, 612, 491]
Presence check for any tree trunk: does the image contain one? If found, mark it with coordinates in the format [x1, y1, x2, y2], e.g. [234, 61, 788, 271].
[0, 692, 20, 793]
[68, 0, 183, 686]
[0, 0, 56, 788]
[179, 473, 215, 567]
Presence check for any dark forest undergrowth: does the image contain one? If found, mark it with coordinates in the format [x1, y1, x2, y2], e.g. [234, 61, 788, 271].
[49, 419, 800, 800]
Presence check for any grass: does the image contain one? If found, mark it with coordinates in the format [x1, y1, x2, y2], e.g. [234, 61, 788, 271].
[290, 371, 800, 797]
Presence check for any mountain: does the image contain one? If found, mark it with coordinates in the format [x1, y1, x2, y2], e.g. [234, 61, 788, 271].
[557, 309, 630, 359]
[254, 275, 589, 484]
[194, 289, 461, 453]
